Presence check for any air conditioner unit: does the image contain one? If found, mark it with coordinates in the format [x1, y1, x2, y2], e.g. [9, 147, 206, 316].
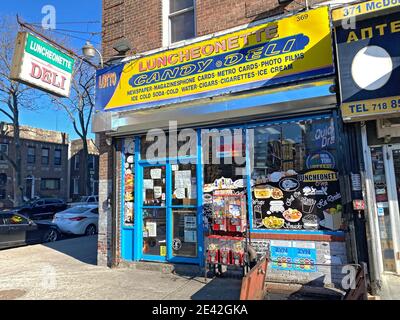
[376, 118, 400, 139]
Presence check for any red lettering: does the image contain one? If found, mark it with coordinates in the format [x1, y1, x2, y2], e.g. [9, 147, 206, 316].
[51, 72, 60, 88]
[59, 76, 67, 90]
[30, 62, 42, 79]
[41, 68, 52, 84]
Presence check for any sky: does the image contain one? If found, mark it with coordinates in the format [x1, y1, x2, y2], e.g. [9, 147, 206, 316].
[0, 0, 102, 140]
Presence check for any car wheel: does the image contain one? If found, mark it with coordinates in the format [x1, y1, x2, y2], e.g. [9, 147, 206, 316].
[85, 224, 97, 236]
[43, 229, 59, 243]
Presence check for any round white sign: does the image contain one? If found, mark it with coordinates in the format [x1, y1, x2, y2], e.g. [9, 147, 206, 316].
[172, 238, 182, 251]
[351, 45, 393, 91]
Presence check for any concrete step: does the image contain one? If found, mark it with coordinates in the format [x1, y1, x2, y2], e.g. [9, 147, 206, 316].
[117, 260, 204, 277]
[265, 281, 345, 300]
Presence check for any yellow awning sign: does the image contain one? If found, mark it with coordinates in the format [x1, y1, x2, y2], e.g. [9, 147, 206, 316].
[95, 7, 334, 112]
[332, 0, 400, 22]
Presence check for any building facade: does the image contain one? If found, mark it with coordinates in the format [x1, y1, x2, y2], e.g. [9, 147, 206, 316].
[332, 0, 400, 292]
[95, 0, 372, 290]
[69, 139, 100, 201]
[0, 124, 69, 208]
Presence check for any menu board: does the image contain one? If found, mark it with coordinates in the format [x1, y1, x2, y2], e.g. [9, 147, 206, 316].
[252, 170, 342, 231]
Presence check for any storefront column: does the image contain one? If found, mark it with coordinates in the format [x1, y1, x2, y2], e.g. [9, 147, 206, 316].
[361, 123, 383, 292]
[97, 132, 115, 267]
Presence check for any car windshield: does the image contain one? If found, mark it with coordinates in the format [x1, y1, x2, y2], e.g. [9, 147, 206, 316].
[63, 206, 91, 213]
[79, 196, 89, 202]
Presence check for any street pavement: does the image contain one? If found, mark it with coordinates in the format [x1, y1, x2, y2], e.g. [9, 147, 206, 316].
[0, 236, 241, 300]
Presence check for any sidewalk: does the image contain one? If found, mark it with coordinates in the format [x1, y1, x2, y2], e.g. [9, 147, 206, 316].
[0, 236, 241, 300]
[379, 274, 400, 300]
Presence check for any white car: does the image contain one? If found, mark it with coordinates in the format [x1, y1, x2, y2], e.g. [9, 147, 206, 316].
[53, 205, 98, 235]
[68, 195, 99, 208]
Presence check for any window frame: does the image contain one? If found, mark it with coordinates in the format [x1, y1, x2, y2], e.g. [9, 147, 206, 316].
[54, 149, 62, 166]
[73, 177, 79, 195]
[164, 0, 196, 45]
[40, 178, 61, 191]
[41, 147, 50, 165]
[0, 143, 8, 162]
[27, 146, 36, 164]
[74, 154, 80, 170]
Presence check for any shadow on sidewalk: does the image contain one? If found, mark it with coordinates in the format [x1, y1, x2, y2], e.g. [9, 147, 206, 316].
[43, 235, 98, 265]
[191, 277, 242, 300]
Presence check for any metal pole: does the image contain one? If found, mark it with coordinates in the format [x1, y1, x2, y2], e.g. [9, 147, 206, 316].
[360, 123, 382, 294]
[16, 15, 98, 69]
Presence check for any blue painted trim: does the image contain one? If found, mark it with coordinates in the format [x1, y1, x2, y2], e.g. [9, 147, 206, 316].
[250, 229, 345, 236]
[138, 156, 197, 165]
[142, 205, 167, 209]
[120, 141, 126, 259]
[142, 254, 167, 262]
[133, 136, 141, 261]
[166, 162, 173, 261]
[245, 128, 254, 233]
[101, 69, 334, 113]
[197, 129, 204, 267]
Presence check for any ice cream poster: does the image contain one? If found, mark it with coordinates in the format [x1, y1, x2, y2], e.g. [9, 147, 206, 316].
[252, 170, 343, 231]
[270, 240, 317, 272]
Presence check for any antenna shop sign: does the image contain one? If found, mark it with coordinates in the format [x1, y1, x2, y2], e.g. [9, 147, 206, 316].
[96, 6, 334, 112]
[10, 32, 75, 97]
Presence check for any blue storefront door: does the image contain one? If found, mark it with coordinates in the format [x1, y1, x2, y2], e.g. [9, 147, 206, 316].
[139, 161, 200, 264]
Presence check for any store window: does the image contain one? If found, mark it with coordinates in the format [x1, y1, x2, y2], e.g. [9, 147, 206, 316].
[202, 128, 246, 187]
[168, 0, 195, 44]
[54, 149, 62, 165]
[41, 178, 60, 191]
[140, 131, 196, 161]
[27, 146, 35, 164]
[123, 138, 135, 225]
[249, 117, 342, 232]
[41, 148, 49, 165]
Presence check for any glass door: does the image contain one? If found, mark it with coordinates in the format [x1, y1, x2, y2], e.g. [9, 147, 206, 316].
[169, 162, 199, 262]
[385, 145, 400, 274]
[139, 161, 200, 263]
[370, 146, 396, 273]
[141, 165, 168, 261]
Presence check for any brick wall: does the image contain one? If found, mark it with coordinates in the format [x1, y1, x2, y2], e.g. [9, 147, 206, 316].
[97, 132, 114, 266]
[102, 0, 328, 58]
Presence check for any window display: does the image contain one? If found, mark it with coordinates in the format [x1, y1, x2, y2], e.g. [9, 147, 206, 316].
[250, 117, 343, 231]
[123, 138, 135, 225]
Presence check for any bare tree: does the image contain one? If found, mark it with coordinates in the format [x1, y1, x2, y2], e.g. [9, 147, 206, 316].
[0, 17, 39, 206]
[52, 61, 96, 196]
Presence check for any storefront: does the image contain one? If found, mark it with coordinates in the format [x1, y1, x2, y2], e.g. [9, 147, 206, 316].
[94, 6, 354, 287]
[333, 0, 400, 286]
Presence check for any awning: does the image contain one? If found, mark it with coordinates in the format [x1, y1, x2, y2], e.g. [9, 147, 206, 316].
[92, 78, 337, 136]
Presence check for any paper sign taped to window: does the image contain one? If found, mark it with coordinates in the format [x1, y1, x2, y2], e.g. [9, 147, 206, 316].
[146, 221, 157, 237]
[154, 186, 162, 199]
[174, 188, 186, 199]
[160, 245, 166, 256]
[143, 179, 154, 189]
[175, 170, 191, 188]
[184, 230, 197, 243]
[150, 168, 162, 179]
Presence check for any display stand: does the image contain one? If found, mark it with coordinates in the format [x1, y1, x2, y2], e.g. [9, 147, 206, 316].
[203, 190, 248, 280]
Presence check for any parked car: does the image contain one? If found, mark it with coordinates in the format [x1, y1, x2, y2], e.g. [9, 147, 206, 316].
[1, 198, 68, 221]
[53, 205, 98, 236]
[0, 213, 60, 250]
[68, 195, 99, 207]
